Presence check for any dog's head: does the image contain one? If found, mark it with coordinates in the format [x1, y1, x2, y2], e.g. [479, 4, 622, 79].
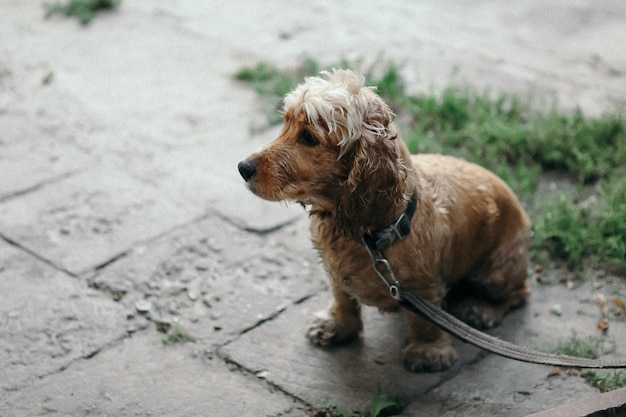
[238, 69, 412, 237]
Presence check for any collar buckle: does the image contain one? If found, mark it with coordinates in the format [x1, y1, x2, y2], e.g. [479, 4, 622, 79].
[363, 186, 418, 253]
[391, 211, 411, 240]
[373, 212, 410, 250]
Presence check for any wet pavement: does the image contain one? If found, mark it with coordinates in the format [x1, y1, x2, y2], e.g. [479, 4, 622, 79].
[1, 1, 625, 416]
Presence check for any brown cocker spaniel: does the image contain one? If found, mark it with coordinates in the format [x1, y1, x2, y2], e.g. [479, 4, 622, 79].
[238, 69, 531, 372]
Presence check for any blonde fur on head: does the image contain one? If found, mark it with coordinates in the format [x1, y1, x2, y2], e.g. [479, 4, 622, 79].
[284, 70, 396, 150]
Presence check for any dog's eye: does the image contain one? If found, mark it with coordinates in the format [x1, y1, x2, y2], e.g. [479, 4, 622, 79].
[299, 130, 320, 147]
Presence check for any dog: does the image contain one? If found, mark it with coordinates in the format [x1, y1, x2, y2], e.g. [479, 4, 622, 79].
[238, 69, 531, 372]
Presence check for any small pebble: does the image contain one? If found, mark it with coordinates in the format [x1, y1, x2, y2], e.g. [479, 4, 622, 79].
[135, 300, 152, 313]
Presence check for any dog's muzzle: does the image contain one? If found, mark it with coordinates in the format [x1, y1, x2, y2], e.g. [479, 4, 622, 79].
[238, 159, 257, 182]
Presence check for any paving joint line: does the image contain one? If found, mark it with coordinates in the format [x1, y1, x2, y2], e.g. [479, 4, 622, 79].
[215, 347, 314, 411]
[28, 211, 216, 280]
[0, 170, 83, 204]
[212, 209, 302, 236]
[209, 289, 330, 410]
[0, 324, 150, 408]
[0, 231, 78, 278]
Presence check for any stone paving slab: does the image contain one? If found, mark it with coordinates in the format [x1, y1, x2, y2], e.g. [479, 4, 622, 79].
[221, 276, 626, 414]
[402, 276, 626, 414]
[0, 166, 204, 275]
[90, 213, 324, 347]
[155, 0, 626, 116]
[0, 242, 132, 393]
[0, 1, 301, 234]
[0, 59, 100, 204]
[403, 351, 597, 417]
[0, 331, 300, 417]
[220, 292, 485, 412]
[0, 116, 92, 203]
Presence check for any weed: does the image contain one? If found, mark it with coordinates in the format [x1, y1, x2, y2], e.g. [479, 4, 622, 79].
[533, 175, 626, 272]
[235, 58, 626, 274]
[552, 332, 615, 359]
[308, 388, 403, 417]
[368, 391, 403, 417]
[42, 71, 54, 86]
[44, 0, 121, 25]
[583, 370, 626, 392]
[159, 325, 193, 345]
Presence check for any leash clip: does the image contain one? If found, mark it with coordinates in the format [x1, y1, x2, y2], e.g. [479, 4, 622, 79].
[365, 244, 402, 301]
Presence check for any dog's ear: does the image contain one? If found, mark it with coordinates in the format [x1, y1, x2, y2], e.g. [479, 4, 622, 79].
[337, 97, 409, 238]
[364, 96, 394, 133]
[346, 96, 398, 189]
[346, 127, 402, 205]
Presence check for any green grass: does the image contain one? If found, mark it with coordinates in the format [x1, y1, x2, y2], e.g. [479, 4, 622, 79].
[235, 58, 626, 274]
[308, 390, 404, 417]
[533, 177, 626, 271]
[159, 325, 193, 345]
[44, 0, 121, 25]
[583, 370, 626, 392]
[552, 333, 625, 392]
[552, 332, 615, 360]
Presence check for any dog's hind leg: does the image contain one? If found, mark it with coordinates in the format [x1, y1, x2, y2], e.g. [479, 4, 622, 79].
[446, 236, 530, 330]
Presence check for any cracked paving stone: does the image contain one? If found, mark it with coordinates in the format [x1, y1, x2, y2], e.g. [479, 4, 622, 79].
[219, 291, 486, 412]
[219, 278, 626, 414]
[0, 242, 133, 392]
[90, 214, 326, 347]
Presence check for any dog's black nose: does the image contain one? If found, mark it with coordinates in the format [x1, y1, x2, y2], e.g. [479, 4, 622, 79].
[238, 159, 257, 182]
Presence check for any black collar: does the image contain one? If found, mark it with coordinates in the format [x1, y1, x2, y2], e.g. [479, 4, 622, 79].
[363, 186, 418, 252]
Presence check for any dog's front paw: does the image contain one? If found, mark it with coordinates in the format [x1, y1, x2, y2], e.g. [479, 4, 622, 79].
[306, 310, 361, 347]
[403, 341, 458, 372]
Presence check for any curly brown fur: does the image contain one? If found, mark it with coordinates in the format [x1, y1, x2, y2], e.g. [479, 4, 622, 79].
[238, 69, 531, 372]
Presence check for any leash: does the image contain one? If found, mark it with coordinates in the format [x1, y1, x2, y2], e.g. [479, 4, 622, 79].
[363, 242, 626, 368]
[361, 188, 626, 369]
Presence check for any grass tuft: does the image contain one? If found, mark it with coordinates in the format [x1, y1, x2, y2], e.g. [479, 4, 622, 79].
[159, 325, 193, 345]
[307, 388, 404, 417]
[552, 332, 615, 360]
[44, 0, 120, 25]
[583, 370, 626, 392]
[533, 177, 626, 272]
